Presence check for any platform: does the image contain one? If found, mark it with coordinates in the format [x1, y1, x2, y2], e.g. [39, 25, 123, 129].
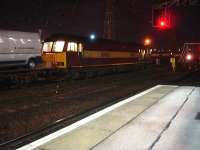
[18, 85, 200, 150]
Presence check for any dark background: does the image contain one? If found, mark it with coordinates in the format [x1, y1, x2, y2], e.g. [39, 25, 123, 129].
[0, 0, 199, 49]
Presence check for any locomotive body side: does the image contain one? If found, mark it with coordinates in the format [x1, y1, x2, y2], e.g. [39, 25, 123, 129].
[80, 41, 141, 68]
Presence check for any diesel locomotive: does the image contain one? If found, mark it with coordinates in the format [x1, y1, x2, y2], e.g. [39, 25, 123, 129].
[41, 34, 148, 77]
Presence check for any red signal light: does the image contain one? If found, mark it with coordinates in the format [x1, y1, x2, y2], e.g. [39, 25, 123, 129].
[152, 8, 172, 30]
[160, 21, 165, 27]
[157, 18, 168, 29]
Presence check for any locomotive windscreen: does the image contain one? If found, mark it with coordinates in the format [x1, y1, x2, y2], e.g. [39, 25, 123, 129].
[42, 42, 53, 52]
[42, 41, 65, 53]
[52, 41, 65, 52]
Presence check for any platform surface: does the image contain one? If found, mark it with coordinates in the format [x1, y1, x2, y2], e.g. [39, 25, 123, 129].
[18, 85, 200, 150]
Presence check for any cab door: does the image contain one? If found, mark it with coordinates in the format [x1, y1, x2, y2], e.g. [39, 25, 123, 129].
[67, 42, 83, 67]
[52, 41, 67, 69]
[54, 52, 67, 68]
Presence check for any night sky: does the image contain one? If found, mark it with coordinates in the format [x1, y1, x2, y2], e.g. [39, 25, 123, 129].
[0, 0, 200, 48]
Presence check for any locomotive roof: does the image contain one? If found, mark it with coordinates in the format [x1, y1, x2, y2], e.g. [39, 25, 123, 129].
[44, 34, 143, 48]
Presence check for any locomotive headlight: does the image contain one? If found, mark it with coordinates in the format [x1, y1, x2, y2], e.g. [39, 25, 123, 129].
[186, 54, 192, 61]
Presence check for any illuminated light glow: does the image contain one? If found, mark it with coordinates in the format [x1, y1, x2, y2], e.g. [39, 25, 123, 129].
[67, 42, 78, 52]
[155, 9, 172, 30]
[78, 43, 83, 52]
[17, 85, 165, 150]
[90, 34, 96, 40]
[145, 39, 150, 44]
[9, 37, 16, 41]
[157, 17, 170, 29]
[160, 21, 165, 27]
[186, 54, 192, 61]
[42, 42, 53, 52]
[159, 20, 166, 28]
[52, 41, 65, 52]
[144, 38, 151, 46]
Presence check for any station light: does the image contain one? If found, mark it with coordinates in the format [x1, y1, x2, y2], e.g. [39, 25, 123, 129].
[144, 38, 151, 46]
[90, 33, 96, 40]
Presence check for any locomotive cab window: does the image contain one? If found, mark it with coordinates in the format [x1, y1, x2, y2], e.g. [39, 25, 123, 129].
[67, 42, 78, 52]
[42, 42, 53, 52]
[78, 43, 83, 53]
[52, 41, 65, 52]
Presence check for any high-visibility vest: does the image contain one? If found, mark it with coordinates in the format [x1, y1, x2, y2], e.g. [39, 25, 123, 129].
[170, 57, 175, 64]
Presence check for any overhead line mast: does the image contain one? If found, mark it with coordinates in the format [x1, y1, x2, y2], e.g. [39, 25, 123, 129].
[103, 0, 115, 40]
[154, 0, 199, 8]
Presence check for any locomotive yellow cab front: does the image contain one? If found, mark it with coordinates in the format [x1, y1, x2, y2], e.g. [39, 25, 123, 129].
[42, 41, 67, 69]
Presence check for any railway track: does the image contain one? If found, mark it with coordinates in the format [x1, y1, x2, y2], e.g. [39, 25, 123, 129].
[0, 67, 69, 90]
[0, 63, 150, 90]
[0, 83, 166, 149]
[0, 67, 42, 88]
[166, 67, 199, 84]
[0, 94, 132, 150]
[0, 66, 197, 150]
